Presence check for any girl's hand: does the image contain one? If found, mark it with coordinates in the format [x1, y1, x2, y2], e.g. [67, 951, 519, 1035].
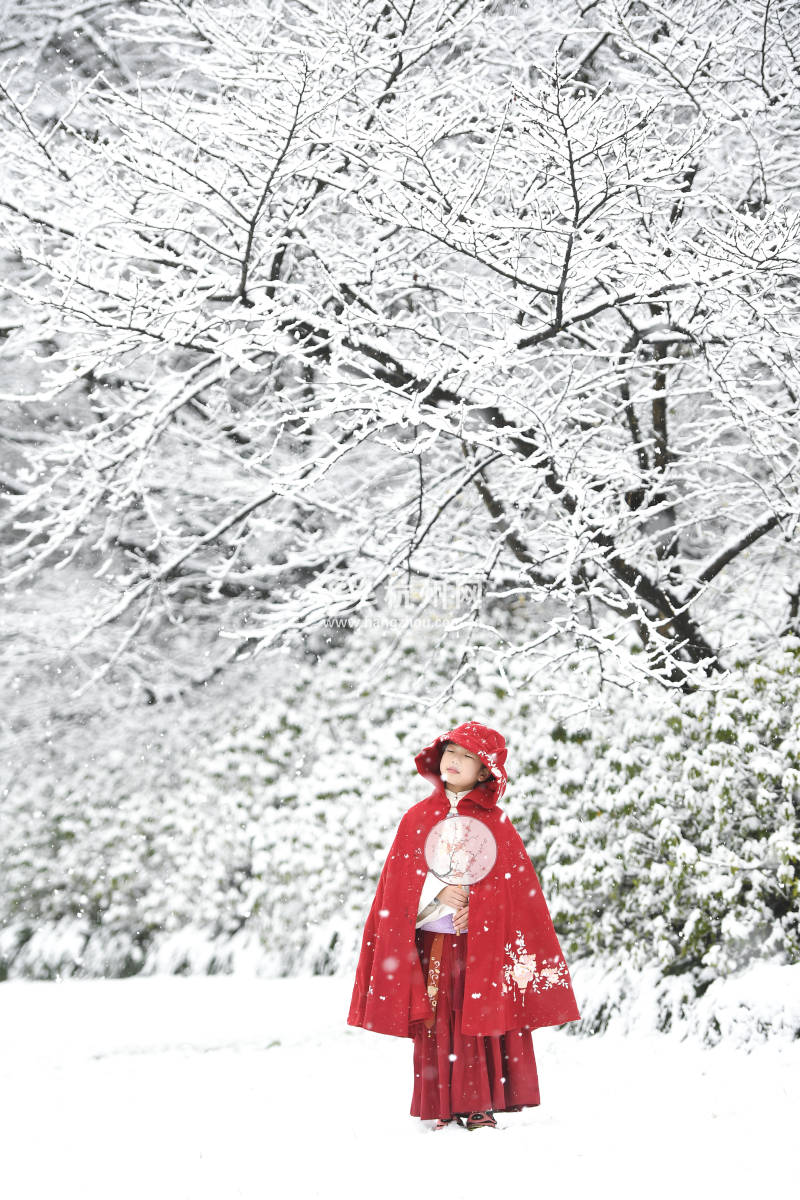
[453, 902, 469, 933]
[437, 884, 468, 909]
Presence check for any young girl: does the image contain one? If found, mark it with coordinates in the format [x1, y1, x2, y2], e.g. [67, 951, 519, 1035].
[348, 720, 580, 1130]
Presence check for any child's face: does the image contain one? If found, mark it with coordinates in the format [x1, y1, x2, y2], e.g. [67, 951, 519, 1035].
[440, 742, 490, 792]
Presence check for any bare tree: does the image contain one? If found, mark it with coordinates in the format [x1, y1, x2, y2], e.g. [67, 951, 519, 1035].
[1, 0, 799, 700]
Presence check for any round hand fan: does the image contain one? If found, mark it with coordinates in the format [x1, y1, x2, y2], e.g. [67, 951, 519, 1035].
[423, 815, 497, 886]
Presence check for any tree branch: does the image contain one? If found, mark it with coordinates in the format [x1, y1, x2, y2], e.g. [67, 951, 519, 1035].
[686, 513, 785, 602]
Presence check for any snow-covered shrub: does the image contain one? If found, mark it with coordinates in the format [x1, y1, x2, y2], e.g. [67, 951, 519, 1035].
[533, 645, 800, 1035]
[1, 639, 451, 981]
[2, 626, 798, 1043]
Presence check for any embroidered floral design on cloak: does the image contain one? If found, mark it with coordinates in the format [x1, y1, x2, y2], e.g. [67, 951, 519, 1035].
[502, 931, 570, 996]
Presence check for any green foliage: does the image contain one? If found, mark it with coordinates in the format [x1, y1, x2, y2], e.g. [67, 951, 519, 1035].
[2, 628, 798, 1042]
[538, 644, 800, 1025]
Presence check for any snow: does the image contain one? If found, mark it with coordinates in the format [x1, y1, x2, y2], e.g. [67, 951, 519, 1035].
[1, 975, 796, 1200]
[572, 959, 800, 1047]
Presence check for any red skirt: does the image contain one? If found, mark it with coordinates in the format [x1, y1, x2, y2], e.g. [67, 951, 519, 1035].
[410, 929, 541, 1121]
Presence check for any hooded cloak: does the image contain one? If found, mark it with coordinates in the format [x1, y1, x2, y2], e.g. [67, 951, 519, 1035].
[347, 721, 581, 1038]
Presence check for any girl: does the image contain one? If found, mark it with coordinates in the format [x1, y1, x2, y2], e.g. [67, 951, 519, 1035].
[348, 721, 580, 1130]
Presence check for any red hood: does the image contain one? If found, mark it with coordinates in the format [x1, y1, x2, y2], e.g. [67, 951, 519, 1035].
[414, 720, 508, 808]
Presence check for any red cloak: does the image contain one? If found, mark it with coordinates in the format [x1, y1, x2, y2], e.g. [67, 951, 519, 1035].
[347, 721, 581, 1038]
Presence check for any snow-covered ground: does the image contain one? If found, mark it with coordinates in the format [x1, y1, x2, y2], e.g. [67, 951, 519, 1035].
[1, 975, 797, 1200]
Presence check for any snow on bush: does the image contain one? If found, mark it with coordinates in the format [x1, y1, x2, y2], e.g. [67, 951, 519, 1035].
[2, 628, 798, 1044]
[535, 646, 800, 989]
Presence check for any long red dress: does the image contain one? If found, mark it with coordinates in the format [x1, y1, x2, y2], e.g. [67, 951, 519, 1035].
[411, 928, 541, 1119]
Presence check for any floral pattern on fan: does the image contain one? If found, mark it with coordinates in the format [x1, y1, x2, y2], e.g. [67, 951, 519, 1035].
[423, 815, 497, 885]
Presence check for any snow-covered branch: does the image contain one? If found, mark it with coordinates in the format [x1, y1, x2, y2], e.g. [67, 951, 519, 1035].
[2, 0, 799, 697]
